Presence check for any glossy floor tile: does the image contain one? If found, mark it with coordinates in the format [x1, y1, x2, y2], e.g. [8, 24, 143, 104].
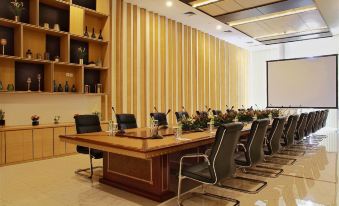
[0, 128, 338, 206]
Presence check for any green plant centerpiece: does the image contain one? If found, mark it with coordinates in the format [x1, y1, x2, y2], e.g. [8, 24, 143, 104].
[0, 109, 5, 126]
[254, 109, 271, 119]
[31, 115, 40, 126]
[237, 110, 254, 122]
[9, 0, 25, 22]
[270, 109, 280, 118]
[214, 110, 238, 127]
[181, 112, 210, 131]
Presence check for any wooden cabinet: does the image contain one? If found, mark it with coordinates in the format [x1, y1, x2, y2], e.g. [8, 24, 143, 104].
[33, 128, 54, 159]
[5, 130, 33, 163]
[54, 127, 66, 156]
[65, 126, 77, 154]
[0, 132, 5, 165]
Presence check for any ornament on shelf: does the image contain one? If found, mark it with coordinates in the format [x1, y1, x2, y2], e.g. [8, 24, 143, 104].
[96, 83, 102, 93]
[54, 115, 60, 124]
[91, 28, 96, 39]
[71, 84, 76, 92]
[65, 81, 69, 92]
[43, 23, 50, 29]
[53, 80, 57, 92]
[77, 47, 86, 64]
[10, 0, 24, 22]
[54, 56, 60, 62]
[98, 29, 103, 40]
[37, 74, 41, 92]
[36, 53, 42, 59]
[84, 84, 90, 93]
[31, 115, 40, 126]
[26, 77, 32, 92]
[1, 38, 7, 55]
[26, 49, 32, 59]
[0, 109, 5, 126]
[53, 24, 60, 31]
[7, 84, 14, 92]
[57, 83, 63, 92]
[84, 26, 89, 37]
[0, 81, 3, 91]
[44, 52, 50, 60]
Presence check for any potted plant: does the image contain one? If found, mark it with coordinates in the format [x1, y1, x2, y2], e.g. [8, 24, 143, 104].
[77, 47, 86, 64]
[31, 115, 40, 126]
[237, 110, 254, 122]
[0, 110, 5, 126]
[254, 109, 271, 119]
[9, 0, 25, 22]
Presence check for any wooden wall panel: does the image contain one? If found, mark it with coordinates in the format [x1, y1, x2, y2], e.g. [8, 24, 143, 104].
[114, 2, 249, 126]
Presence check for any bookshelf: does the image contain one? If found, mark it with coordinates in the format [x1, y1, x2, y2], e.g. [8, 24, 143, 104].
[0, 0, 111, 120]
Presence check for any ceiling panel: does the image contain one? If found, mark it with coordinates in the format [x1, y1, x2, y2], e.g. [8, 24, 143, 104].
[199, 4, 225, 16]
[235, 22, 273, 37]
[214, 0, 242, 13]
[299, 10, 327, 29]
[235, 0, 283, 8]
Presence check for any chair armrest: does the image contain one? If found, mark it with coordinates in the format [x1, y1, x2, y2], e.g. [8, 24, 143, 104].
[178, 154, 210, 177]
[237, 143, 247, 152]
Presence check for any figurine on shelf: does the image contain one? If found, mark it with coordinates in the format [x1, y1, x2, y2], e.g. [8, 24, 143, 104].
[0, 109, 5, 126]
[96, 84, 102, 93]
[57, 84, 63, 92]
[26, 77, 32, 92]
[71, 84, 76, 92]
[54, 115, 60, 124]
[0, 81, 3, 91]
[37, 74, 41, 92]
[54, 56, 60, 62]
[84, 26, 89, 37]
[65, 81, 69, 92]
[36, 53, 42, 59]
[10, 0, 24, 22]
[31, 115, 40, 126]
[7, 84, 14, 92]
[77, 47, 86, 64]
[53, 80, 57, 92]
[98, 29, 103, 40]
[91, 28, 96, 39]
[43, 23, 49, 29]
[1, 39, 7, 55]
[44, 52, 50, 60]
[26, 49, 32, 59]
[84, 85, 90, 93]
[54, 24, 60, 31]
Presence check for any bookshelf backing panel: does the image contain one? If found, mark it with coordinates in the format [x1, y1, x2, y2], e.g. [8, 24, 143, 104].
[0, 26, 15, 56]
[23, 29, 46, 59]
[46, 35, 60, 61]
[39, 3, 69, 32]
[0, 59, 15, 90]
[84, 69, 100, 93]
[54, 64, 83, 93]
[72, 0, 96, 10]
[70, 39, 88, 64]
[0, 0, 30, 23]
[15, 62, 45, 91]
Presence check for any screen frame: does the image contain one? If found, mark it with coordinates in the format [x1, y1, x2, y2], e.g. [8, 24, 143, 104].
[266, 54, 338, 109]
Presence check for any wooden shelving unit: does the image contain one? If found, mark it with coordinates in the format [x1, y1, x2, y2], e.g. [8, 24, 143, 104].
[0, 0, 111, 120]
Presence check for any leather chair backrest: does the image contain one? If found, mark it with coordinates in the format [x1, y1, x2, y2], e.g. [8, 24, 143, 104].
[74, 115, 102, 134]
[212, 110, 222, 116]
[209, 123, 244, 183]
[116, 114, 138, 130]
[305, 112, 316, 136]
[317, 111, 325, 130]
[284, 115, 299, 146]
[322, 110, 329, 127]
[245, 119, 270, 165]
[312, 111, 320, 133]
[295, 113, 308, 141]
[267, 117, 286, 154]
[175, 111, 189, 122]
[150, 113, 168, 126]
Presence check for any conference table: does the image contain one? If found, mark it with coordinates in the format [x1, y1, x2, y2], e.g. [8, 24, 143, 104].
[59, 124, 253, 202]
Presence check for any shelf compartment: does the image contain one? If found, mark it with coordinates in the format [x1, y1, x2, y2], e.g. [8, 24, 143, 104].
[0, 58, 15, 91]
[0, 0, 31, 24]
[39, 0, 70, 9]
[70, 39, 88, 64]
[39, 2, 69, 32]
[14, 61, 52, 92]
[84, 68, 107, 94]
[46, 34, 68, 62]
[0, 23, 22, 57]
[72, 0, 96, 11]
[53, 64, 83, 93]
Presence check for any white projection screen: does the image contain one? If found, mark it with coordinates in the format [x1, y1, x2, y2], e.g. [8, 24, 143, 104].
[267, 54, 338, 109]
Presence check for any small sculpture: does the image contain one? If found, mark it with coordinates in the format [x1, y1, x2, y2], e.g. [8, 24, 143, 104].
[26, 77, 32, 92]
[26, 49, 32, 59]
[91, 28, 96, 39]
[37, 74, 41, 92]
[57, 83, 63, 92]
[1, 38, 7, 55]
[64, 81, 69, 92]
[71, 84, 76, 92]
[84, 26, 89, 37]
[98, 29, 103, 40]
[54, 116, 60, 124]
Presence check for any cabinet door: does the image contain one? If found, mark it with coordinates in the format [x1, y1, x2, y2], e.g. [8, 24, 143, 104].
[54, 127, 66, 156]
[6, 130, 33, 163]
[0, 132, 5, 165]
[65, 126, 77, 154]
[33, 128, 54, 159]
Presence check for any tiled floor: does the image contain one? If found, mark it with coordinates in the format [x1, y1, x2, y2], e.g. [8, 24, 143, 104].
[0, 128, 338, 206]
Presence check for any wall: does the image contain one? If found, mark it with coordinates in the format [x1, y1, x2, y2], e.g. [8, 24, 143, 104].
[113, 0, 249, 127]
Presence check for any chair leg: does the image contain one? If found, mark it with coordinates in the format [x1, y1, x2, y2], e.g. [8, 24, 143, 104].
[177, 175, 184, 206]
[241, 166, 283, 178]
[89, 150, 93, 179]
[219, 176, 267, 194]
[264, 155, 297, 165]
[74, 148, 102, 178]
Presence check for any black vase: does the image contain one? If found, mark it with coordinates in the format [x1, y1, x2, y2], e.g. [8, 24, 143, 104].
[32, 120, 39, 126]
[91, 28, 96, 39]
[71, 84, 76, 92]
[58, 84, 63, 92]
[0, 120, 5, 126]
[84, 26, 89, 37]
[98, 29, 103, 40]
[65, 81, 69, 92]
[53, 80, 57, 92]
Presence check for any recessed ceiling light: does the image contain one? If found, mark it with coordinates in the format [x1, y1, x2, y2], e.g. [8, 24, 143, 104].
[192, 0, 222, 8]
[166, 1, 173, 7]
[224, 30, 232, 33]
[216, 25, 222, 30]
[184, 11, 196, 16]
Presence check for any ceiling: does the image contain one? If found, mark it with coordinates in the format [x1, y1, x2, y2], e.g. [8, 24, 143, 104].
[181, 0, 336, 45]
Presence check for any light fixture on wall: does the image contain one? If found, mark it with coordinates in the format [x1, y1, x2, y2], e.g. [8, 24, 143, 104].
[191, 0, 222, 8]
[228, 5, 317, 26]
[216, 25, 222, 30]
[166, 1, 173, 7]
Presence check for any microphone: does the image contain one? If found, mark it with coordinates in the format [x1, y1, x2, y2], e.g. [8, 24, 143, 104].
[205, 105, 209, 111]
[166, 109, 171, 115]
[226, 105, 229, 109]
[112, 107, 116, 115]
[231, 106, 234, 110]
[154, 106, 159, 113]
[207, 108, 211, 112]
[182, 106, 185, 112]
[255, 104, 258, 109]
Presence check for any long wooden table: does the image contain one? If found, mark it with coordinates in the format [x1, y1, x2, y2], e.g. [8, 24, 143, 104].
[60, 125, 253, 202]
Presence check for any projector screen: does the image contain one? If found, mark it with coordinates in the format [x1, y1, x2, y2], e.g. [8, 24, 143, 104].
[267, 54, 338, 109]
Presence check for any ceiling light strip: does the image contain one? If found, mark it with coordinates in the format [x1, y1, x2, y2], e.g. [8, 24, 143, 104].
[192, 0, 221, 8]
[228, 5, 317, 26]
[254, 27, 328, 40]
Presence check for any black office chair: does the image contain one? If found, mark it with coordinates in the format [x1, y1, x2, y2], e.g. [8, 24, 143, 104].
[74, 115, 103, 178]
[264, 117, 286, 155]
[212, 110, 222, 116]
[281, 115, 299, 147]
[312, 111, 320, 133]
[305, 112, 316, 137]
[116, 114, 138, 130]
[295, 113, 308, 142]
[177, 123, 244, 206]
[150, 112, 168, 127]
[322, 110, 329, 128]
[175, 111, 189, 122]
[235, 119, 282, 177]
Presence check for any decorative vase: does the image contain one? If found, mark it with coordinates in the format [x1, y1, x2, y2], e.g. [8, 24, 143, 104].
[79, 58, 84, 64]
[91, 28, 96, 39]
[98, 29, 103, 40]
[26, 49, 32, 59]
[53, 80, 57, 92]
[84, 26, 89, 37]
[14, 16, 20, 22]
[65, 81, 69, 92]
[32, 120, 39, 126]
[0, 120, 5, 126]
[7, 84, 14, 92]
[0, 81, 3, 91]
[57, 84, 63, 92]
[71, 84, 76, 92]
